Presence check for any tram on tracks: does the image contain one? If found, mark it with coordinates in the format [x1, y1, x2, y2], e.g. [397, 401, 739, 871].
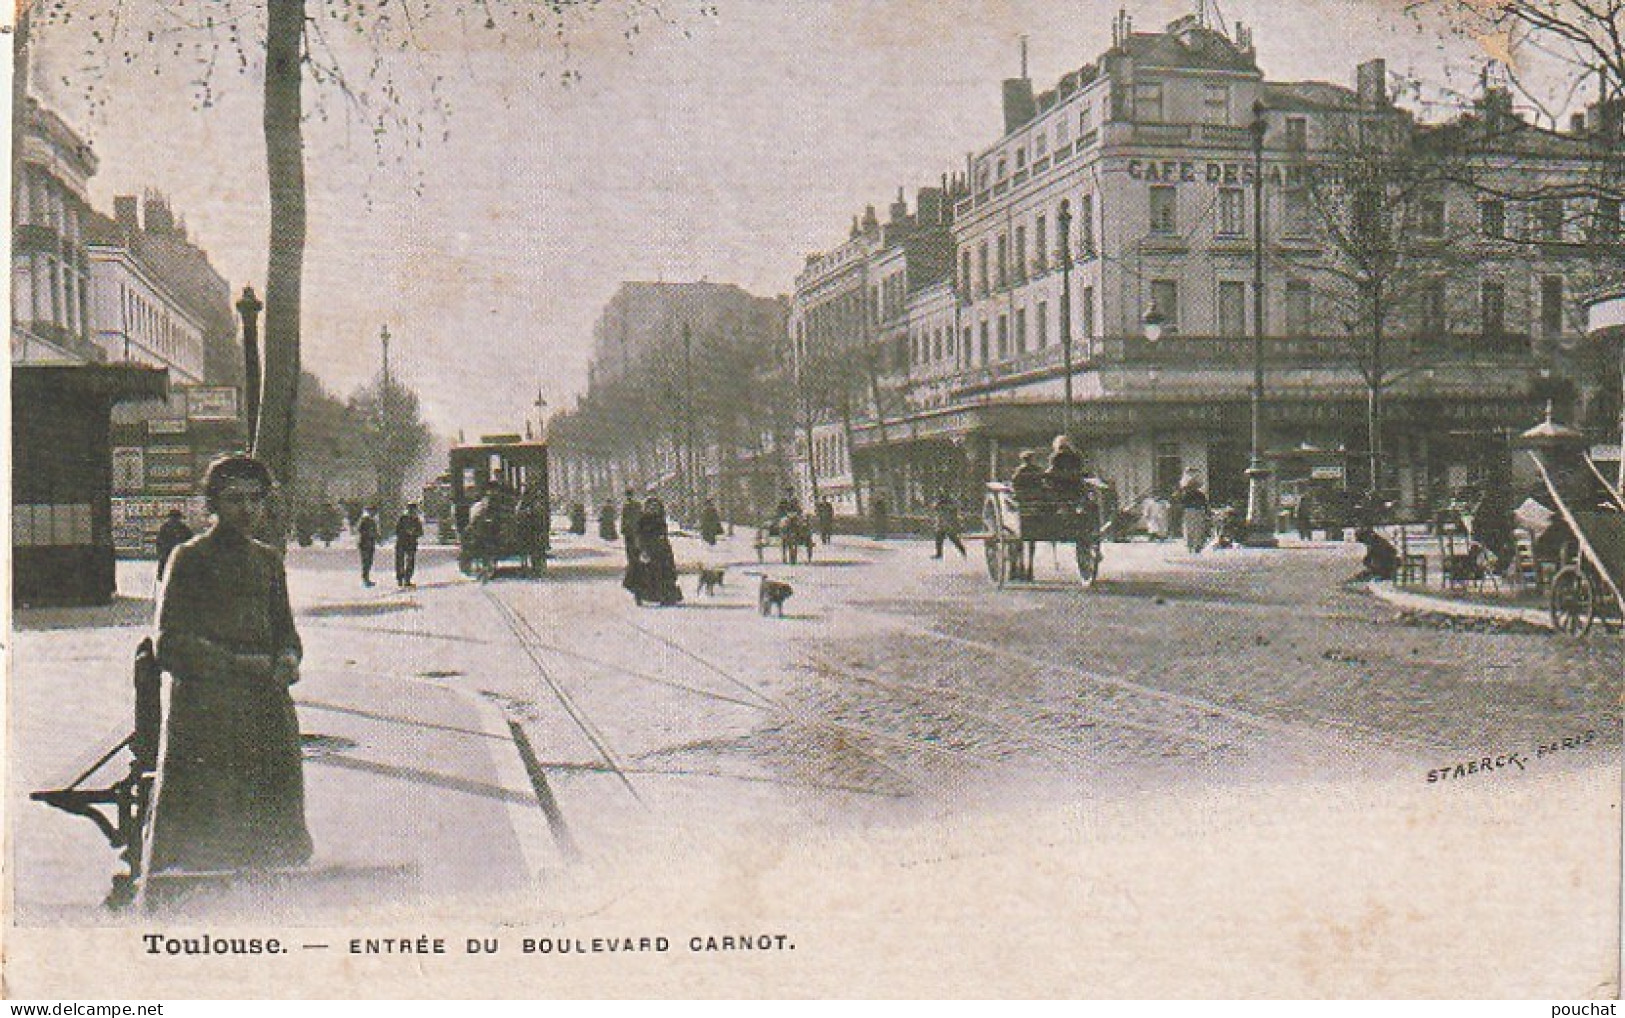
[449, 434, 550, 578]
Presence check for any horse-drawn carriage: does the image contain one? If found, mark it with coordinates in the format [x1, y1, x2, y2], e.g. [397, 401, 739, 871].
[756, 510, 814, 564]
[1522, 413, 1625, 636]
[980, 480, 1105, 588]
[449, 436, 550, 579]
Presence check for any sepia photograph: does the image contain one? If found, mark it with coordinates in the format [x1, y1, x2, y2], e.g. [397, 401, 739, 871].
[5, 0, 1624, 999]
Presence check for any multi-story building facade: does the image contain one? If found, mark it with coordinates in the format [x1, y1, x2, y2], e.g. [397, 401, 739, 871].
[792, 14, 1614, 521]
[12, 97, 99, 366]
[87, 195, 247, 555]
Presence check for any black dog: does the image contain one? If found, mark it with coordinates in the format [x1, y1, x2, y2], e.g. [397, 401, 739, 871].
[696, 566, 726, 597]
[758, 575, 793, 616]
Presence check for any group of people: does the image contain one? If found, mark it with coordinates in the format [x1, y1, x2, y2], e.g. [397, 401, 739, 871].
[618, 490, 684, 606]
[354, 504, 425, 587]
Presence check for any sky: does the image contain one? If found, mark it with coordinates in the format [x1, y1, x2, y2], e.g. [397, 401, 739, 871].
[19, 0, 1545, 438]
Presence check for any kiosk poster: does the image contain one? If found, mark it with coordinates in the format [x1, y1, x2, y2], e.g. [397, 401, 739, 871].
[7, 0, 1622, 1000]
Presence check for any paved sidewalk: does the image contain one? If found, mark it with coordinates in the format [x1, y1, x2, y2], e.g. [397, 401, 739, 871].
[10, 546, 557, 921]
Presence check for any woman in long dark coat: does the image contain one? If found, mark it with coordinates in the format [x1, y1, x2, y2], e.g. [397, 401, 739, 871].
[634, 497, 684, 606]
[145, 455, 313, 877]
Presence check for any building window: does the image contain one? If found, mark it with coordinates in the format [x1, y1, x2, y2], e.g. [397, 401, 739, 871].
[963, 325, 973, 365]
[961, 249, 973, 295]
[1080, 105, 1094, 136]
[1014, 226, 1027, 283]
[1218, 281, 1247, 337]
[1134, 81, 1164, 122]
[1202, 83, 1231, 125]
[996, 234, 1008, 289]
[1541, 275, 1565, 336]
[1284, 188, 1314, 238]
[1034, 132, 1048, 158]
[1150, 279, 1179, 330]
[1539, 197, 1565, 241]
[1415, 198, 1446, 237]
[978, 243, 989, 296]
[1078, 194, 1096, 255]
[1218, 188, 1246, 237]
[1081, 285, 1096, 339]
[979, 320, 990, 364]
[1037, 300, 1049, 348]
[1420, 279, 1447, 336]
[1016, 148, 1027, 170]
[1285, 280, 1312, 336]
[997, 158, 1008, 182]
[1480, 199, 1505, 239]
[1015, 307, 1027, 354]
[1056, 118, 1070, 149]
[997, 314, 1009, 360]
[1481, 279, 1506, 339]
[1593, 197, 1620, 245]
[1149, 186, 1177, 234]
[1155, 440, 1184, 496]
[1285, 116, 1307, 150]
[1035, 216, 1048, 273]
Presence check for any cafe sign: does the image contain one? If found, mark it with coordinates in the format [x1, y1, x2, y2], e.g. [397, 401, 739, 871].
[1126, 159, 1309, 186]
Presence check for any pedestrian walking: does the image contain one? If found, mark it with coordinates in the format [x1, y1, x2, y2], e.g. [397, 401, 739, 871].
[394, 503, 424, 587]
[1295, 490, 1315, 541]
[154, 509, 193, 581]
[815, 497, 834, 545]
[932, 492, 966, 558]
[619, 489, 642, 567]
[871, 494, 889, 540]
[628, 497, 683, 606]
[598, 502, 618, 542]
[699, 499, 723, 546]
[143, 454, 313, 879]
[357, 506, 379, 586]
[1178, 472, 1210, 553]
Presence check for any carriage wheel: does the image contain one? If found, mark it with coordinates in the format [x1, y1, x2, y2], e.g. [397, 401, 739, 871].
[985, 536, 1009, 587]
[1550, 564, 1597, 636]
[1075, 539, 1099, 587]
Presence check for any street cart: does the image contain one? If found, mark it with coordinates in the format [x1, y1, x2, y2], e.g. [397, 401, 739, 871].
[980, 481, 1104, 588]
[1521, 413, 1625, 636]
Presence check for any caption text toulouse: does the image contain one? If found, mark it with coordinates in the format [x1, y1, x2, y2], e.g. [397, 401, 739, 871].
[142, 934, 792, 956]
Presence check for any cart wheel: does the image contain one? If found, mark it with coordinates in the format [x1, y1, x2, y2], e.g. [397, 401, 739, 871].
[985, 536, 1009, 587]
[1550, 565, 1597, 636]
[1075, 539, 1099, 587]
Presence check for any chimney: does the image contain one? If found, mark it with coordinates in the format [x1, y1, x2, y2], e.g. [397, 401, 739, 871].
[889, 187, 908, 225]
[1356, 58, 1388, 107]
[114, 195, 139, 231]
[1002, 77, 1037, 133]
[143, 195, 175, 235]
[861, 204, 879, 233]
[1587, 98, 1624, 142]
[917, 187, 944, 225]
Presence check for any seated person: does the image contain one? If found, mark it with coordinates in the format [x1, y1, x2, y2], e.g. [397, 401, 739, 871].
[1044, 435, 1086, 502]
[1354, 526, 1399, 582]
[1011, 451, 1048, 511]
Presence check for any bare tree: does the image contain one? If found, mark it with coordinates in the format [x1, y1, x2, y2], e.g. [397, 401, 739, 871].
[30, 0, 684, 497]
[1283, 112, 1473, 490]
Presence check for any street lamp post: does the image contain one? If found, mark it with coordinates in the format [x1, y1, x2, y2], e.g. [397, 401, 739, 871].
[1057, 198, 1074, 439]
[1245, 101, 1278, 548]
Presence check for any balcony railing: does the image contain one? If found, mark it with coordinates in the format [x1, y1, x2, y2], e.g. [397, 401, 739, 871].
[1196, 124, 1254, 147]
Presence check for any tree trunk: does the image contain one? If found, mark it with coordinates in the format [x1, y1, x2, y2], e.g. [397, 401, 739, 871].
[257, 0, 307, 492]
[1367, 304, 1385, 494]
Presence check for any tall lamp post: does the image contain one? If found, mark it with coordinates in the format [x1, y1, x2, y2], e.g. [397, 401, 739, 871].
[1245, 100, 1278, 547]
[1057, 198, 1075, 438]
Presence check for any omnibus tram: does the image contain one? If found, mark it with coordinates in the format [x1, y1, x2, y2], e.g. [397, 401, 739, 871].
[448, 434, 550, 577]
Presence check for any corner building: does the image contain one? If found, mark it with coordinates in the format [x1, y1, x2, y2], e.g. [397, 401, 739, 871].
[804, 16, 1606, 519]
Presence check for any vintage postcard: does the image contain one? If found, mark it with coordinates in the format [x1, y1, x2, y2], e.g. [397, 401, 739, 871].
[6, 0, 1623, 999]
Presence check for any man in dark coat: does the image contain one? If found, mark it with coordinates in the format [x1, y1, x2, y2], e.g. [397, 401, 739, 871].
[599, 503, 619, 542]
[357, 507, 379, 587]
[155, 509, 193, 581]
[699, 499, 723, 546]
[394, 503, 424, 587]
[144, 454, 312, 878]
